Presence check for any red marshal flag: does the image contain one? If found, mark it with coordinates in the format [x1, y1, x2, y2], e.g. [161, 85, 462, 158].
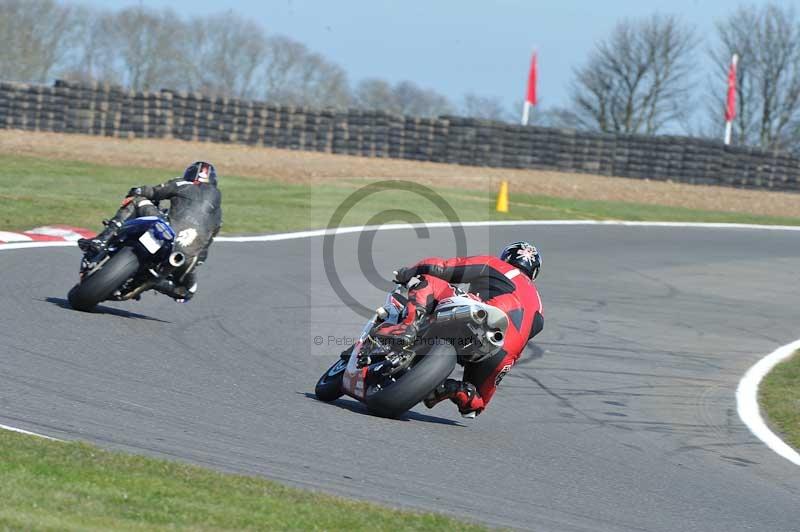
[526, 52, 538, 106]
[521, 51, 538, 125]
[724, 54, 738, 122]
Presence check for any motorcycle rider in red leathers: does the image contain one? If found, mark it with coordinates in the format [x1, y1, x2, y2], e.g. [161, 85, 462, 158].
[375, 241, 544, 418]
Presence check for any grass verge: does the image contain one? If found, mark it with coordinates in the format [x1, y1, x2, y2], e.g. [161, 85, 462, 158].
[759, 350, 800, 450]
[2, 154, 800, 234]
[0, 430, 487, 531]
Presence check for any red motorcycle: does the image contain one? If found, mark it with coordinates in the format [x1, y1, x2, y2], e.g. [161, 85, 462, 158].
[314, 280, 509, 418]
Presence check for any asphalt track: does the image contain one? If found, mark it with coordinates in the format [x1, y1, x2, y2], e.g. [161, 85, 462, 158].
[2, 224, 800, 531]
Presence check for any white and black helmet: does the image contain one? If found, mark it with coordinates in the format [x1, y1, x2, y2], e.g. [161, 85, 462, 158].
[183, 161, 217, 185]
[500, 241, 541, 280]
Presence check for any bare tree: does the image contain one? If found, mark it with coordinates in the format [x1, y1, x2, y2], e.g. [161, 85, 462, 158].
[112, 6, 186, 91]
[353, 78, 394, 110]
[262, 35, 306, 100]
[461, 93, 511, 122]
[353, 78, 452, 117]
[392, 81, 452, 116]
[262, 35, 350, 108]
[569, 14, 696, 135]
[3, 0, 468, 119]
[262, 36, 347, 107]
[184, 11, 267, 99]
[708, 4, 800, 151]
[298, 53, 351, 108]
[58, 5, 120, 84]
[0, 0, 81, 82]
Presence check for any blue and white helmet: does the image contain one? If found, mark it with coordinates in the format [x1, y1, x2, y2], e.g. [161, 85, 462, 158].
[500, 241, 541, 280]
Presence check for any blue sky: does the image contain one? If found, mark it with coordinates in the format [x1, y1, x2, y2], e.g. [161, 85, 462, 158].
[88, 0, 798, 114]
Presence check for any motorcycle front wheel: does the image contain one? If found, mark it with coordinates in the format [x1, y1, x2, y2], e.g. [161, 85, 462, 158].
[314, 358, 347, 402]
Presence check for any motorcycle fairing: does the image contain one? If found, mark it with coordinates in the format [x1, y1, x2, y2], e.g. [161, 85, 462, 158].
[341, 340, 369, 399]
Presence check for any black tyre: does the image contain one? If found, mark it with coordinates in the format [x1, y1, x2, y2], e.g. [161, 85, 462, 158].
[68, 247, 140, 312]
[365, 342, 456, 418]
[315, 358, 347, 402]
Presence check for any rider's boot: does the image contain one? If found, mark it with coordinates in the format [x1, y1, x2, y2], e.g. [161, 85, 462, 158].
[78, 219, 122, 255]
[153, 278, 195, 303]
[374, 307, 426, 346]
[423, 379, 483, 417]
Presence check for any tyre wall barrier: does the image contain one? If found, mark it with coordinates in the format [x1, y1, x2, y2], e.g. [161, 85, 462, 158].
[1, 79, 797, 191]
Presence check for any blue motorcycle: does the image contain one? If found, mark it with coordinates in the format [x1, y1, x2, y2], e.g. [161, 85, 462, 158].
[68, 216, 185, 311]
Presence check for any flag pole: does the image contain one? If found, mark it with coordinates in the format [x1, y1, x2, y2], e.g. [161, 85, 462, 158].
[521, 101, 531, 126]
[724, 53, 738, 146]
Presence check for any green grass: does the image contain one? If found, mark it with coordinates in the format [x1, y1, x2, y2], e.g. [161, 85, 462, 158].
[2, 154, 799, 234]
[0, 430, 487, 531]
[760, 351, 800, 450]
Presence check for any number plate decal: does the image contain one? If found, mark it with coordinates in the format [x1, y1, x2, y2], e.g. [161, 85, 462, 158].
[139, 231, 162, 254]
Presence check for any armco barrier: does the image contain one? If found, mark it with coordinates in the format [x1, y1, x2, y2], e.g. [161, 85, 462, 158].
[1, 79, 798, 191]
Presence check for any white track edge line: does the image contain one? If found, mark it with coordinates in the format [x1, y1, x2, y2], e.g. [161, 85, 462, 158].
[736, 340, 800, 466]
[214, 220, 800, 242]
[0, 423, 62, 441]
[3, 218, 800, 462]
[3, 220, 800, 250]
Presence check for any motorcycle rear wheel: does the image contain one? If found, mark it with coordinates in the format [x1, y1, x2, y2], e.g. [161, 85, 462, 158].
[365, 342, 456, 419]
[68, 247, 140, 312]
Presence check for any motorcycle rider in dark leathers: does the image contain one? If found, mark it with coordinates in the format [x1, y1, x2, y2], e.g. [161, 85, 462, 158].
[77, 161, 222, 302]
[373, 241, 544, 418]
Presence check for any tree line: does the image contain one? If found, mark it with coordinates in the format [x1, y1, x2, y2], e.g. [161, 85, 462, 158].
[2, 1, 800, 152]
[0, 0, 487, 118]
[543, 4, 800, 153]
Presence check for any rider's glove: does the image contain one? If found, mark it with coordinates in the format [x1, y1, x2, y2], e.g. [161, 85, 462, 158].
[127, 186, 153, 198]
[393, 266, 417, 285]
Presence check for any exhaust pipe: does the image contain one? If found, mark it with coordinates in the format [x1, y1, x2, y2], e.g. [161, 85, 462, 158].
[436, 306, 487, 324]
[169, 251, 185, 268]
[485, 330, 504, 348]
[472, 308, 487, 324]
